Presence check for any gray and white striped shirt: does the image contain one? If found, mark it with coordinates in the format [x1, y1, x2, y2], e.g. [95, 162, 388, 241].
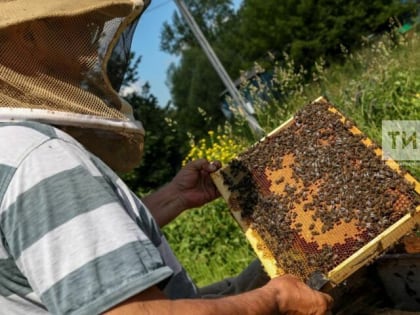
[0, 121, 197, 315]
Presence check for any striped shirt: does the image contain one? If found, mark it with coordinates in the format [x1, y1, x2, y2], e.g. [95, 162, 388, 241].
[0, 121, 197, 315]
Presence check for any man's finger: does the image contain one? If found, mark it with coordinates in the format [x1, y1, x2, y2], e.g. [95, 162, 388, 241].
[203, 160, 221, 172]
[322, 292, 334, 310]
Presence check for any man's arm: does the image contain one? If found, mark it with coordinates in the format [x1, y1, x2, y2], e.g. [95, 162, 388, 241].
[103, 275, 333, 315]
[142, 159, 221, 226]
[104, 285, 276, 315]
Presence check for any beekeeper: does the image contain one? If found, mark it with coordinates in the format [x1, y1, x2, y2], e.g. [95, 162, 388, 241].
[0, 1, 332, 314]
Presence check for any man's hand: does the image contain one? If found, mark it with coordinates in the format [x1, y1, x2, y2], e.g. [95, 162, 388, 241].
[264, 274, 334, 315]
[170, 159, 222, 210]
[142, 159, 221, 226]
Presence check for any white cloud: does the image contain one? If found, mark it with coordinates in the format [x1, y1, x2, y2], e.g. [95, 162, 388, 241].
[119, 80, 143, 97]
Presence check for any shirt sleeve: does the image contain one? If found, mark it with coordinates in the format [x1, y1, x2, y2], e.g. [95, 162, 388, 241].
[0, 138, 173, 315]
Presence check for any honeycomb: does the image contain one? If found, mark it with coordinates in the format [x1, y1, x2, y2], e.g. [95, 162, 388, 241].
[212, 97, 420, 286]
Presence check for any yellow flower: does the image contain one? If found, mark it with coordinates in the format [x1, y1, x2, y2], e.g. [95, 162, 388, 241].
[182, 130, 246, 165]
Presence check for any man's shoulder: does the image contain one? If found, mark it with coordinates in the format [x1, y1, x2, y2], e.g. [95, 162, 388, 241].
[0, 121, 80, 166]
[0, 120, 60, 139]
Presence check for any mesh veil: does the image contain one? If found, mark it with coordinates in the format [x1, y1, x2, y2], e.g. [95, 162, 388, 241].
[108, 17, 140, 93]
[0, 0, 150, 172]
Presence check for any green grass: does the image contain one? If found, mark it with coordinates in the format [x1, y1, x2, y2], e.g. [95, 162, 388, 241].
[163, 30, 420, 287]
[163, 199, 256, 287]
[317, 32, 420, 178]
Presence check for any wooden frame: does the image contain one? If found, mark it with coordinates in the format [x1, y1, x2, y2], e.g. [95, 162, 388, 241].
[211, 96, 420, 286]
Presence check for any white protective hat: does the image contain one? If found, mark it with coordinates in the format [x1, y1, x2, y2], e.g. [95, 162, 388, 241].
[0, 0, 150, 172]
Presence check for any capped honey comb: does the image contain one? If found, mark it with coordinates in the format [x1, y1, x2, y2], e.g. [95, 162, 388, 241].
[211, 97, 420, 287]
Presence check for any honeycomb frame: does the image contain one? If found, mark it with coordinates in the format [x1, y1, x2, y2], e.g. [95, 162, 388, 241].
[211, 97, 420, 287]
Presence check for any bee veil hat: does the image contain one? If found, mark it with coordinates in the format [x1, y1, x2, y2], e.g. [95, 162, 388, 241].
[0, 0, 150, 172]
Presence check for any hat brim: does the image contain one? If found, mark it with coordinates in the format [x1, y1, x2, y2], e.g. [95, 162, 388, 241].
[0, 0, 146, 29]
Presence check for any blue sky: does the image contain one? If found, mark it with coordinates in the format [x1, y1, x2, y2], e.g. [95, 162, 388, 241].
[128, 0, 242, 106]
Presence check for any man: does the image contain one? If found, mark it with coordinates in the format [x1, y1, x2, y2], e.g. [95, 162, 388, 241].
[0, 0, 333, 314]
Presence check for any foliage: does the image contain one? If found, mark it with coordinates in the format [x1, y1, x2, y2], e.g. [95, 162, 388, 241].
[237, 0, 412, 70]
[162, 0, 414, 138]
[232, 54, 314, 134]
[167, 47, 227, 141]
[182, 128, 247, 165]
[322, 31, 420, 178]
[161, 0, 235, 55]
[163, 198, 256, 287]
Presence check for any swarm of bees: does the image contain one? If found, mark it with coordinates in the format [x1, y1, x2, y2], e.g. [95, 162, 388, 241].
[221, 101, 419, 280]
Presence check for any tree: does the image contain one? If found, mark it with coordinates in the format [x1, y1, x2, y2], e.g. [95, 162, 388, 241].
[161, 0, 235, 55]
[237, 0, 412, 69]
[167, 47, 227, 140]
[161, 0, 239, 139]
[161, 0, 412, 139]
